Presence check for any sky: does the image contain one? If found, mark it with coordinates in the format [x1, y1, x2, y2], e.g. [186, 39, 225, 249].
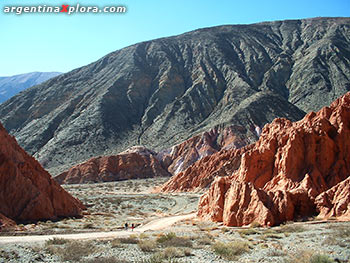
[0, 0, 349, 76]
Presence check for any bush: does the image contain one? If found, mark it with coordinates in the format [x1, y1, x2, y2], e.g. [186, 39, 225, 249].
[156, 233, 177, 244]
[46, 240, 97, 261]
[162, 247, 183, 259]
[118, 236, 139, 244]
[156, 232, 192, 248]
[138, 240, 157, 252]
[212, 241, 250, 260]
[284, 250, 335, 263]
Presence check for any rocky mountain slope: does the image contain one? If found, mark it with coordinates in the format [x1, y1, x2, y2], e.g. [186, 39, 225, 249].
[55, 146, 170, 184]
[197, 92, 350, 227]
[0, 17, 349, 175]
[0, 72, 61, 103]
[0, 123, 85, 228]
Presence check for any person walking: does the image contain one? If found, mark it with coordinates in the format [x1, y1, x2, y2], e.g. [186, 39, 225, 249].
[124, 222, 128, 230]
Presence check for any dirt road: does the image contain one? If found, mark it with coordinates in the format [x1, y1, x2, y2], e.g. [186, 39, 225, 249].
[0, 213, 196, 245]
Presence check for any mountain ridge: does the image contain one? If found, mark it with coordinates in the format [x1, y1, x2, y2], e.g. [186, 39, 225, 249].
[0, 72, 62, 104]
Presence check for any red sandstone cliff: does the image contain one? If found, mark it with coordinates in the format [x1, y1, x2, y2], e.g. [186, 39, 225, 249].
[0, 123, 85, 227]
[55, 146, 171, 184]
[157, 125, 249, 177]
[195, 92, 350, 226]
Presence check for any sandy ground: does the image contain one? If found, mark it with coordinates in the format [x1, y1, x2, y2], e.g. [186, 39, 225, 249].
[0, 177, 350, 263]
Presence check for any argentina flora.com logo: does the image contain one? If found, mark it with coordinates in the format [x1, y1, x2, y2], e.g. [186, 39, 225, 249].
[3, 4, 127, 15]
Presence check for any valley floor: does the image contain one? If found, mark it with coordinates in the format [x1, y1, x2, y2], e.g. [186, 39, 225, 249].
[0, 178, 349, 263]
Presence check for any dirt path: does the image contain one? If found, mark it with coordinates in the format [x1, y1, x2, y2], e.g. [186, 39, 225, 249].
[0, 213, 196, 245]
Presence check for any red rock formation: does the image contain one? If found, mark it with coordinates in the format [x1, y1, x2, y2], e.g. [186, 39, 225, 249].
[0, 123, 85, 225]
[55, 146, 170, 184]
[196, 92, 350, 226]
[158, 146, 252, 192]
[156, 125, 253, 192]
[0, 213, 16, 230]
[315, 177, 350, 220]
[157, 125, 249, 176]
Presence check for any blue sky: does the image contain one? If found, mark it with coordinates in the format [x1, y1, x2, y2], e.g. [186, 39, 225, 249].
[0, 0, 349, 76]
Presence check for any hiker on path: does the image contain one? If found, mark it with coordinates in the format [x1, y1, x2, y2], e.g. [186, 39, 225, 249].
[124, 223, 128, 230]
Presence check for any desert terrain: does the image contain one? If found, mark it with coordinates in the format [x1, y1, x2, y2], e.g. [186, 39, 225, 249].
[0, 177, 349, 263]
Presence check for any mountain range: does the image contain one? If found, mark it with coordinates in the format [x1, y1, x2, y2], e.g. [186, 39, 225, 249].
[0, 17, 349, 175]
[0, 72, 61, 103]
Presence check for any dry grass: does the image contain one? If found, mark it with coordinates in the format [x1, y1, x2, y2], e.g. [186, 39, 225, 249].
[117, 235, 139, 244]
[278, 224, 306, 233]
[138, 240, 157, 252]
[82, 257, 131, 263]
[238, 228, 260, 237]
[212, 241, 251, 260]
[196, 235, 213, 246]
[156, 232, 192, 248]
[45, 240, 97, 261]
[323, 225, 350, 247]
[283, 250, 334, 263]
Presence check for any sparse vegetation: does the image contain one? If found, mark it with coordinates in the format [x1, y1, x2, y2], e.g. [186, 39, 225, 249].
[138, 240, 157, 252]
[284, 250, 335, 263]
[156, 232, 192, 248]
[45, 240, 97, 261]
[278, 224, 306, 233]
[45, 237, 69, 245]
[83, 257, 131, 263]
[212, 241, 251, 260]
[196, 235, 213, 246]
[238, 228, 260, 237]
[162, 247, 183, 258]
[117, 235, 139, 244]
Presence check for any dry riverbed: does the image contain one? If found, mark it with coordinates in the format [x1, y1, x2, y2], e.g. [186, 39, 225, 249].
[0, 177, 349, 263]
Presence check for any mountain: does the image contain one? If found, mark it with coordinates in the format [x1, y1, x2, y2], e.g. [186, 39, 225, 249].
[0, 72, 62, 103]
[0, 123, 85, 228]
[197, 92, 350, 226]
[0, 17, 349, 175]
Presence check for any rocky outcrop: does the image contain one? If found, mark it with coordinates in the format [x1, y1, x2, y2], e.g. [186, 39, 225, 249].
[55, 146, 171, 184]
[198, 92, 350, 226]
[0, 123, 85, 225]
[158, 146, 251, 192]
[315, 177, 350, 220]
[2, 18, 350, 175]
[0, 213, 16, 230]
[157, 125, 249, 176]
